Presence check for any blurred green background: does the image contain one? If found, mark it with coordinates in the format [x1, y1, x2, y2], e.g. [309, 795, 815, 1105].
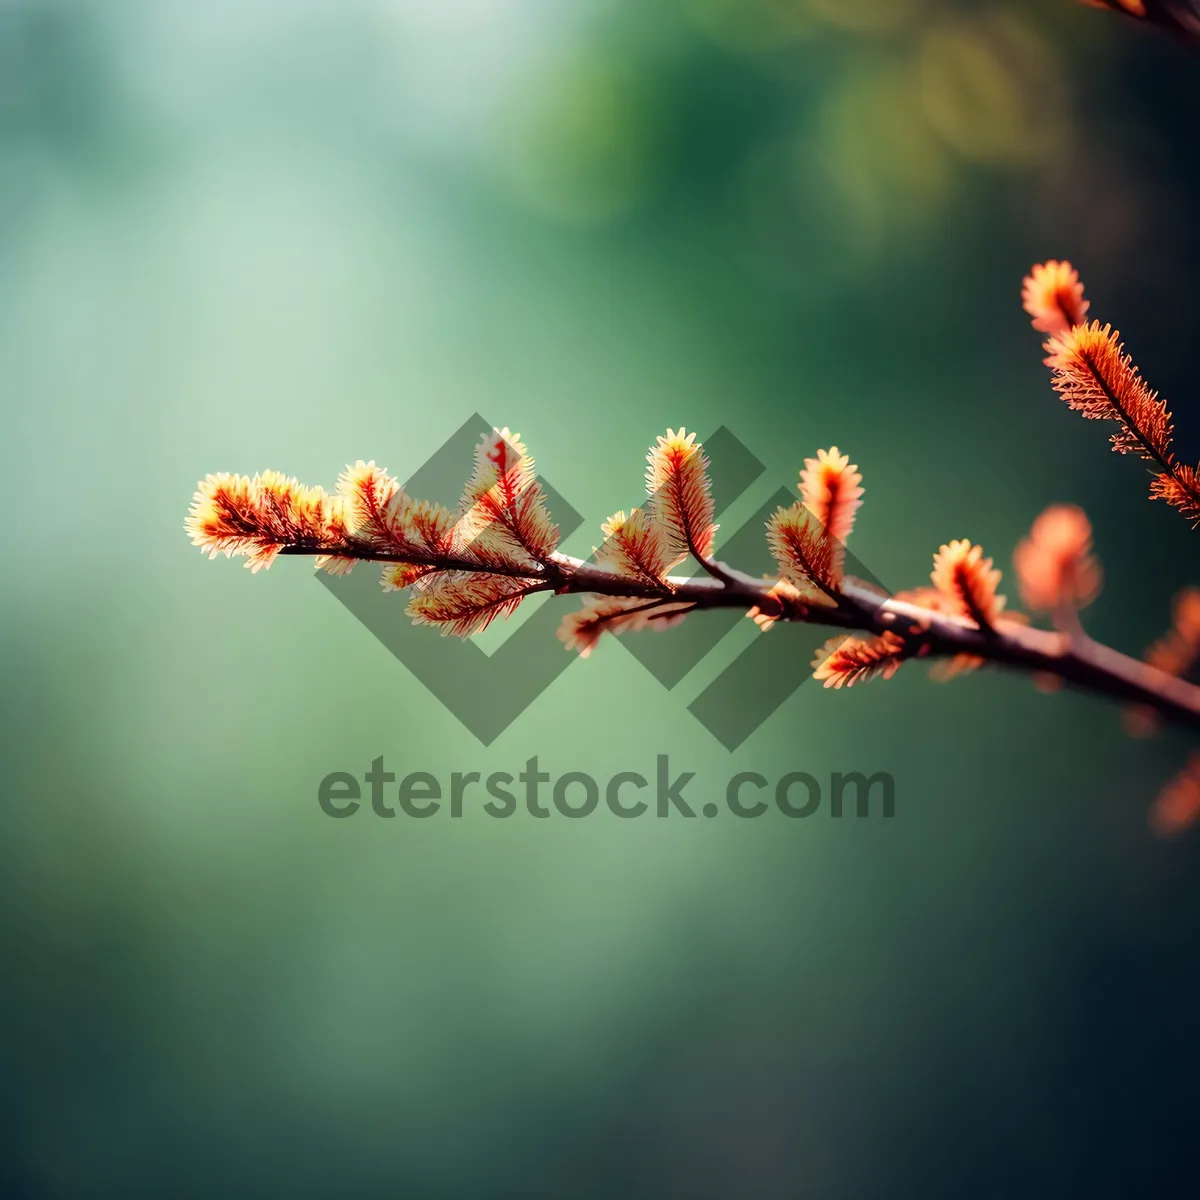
[4, 0, 1200, 1195]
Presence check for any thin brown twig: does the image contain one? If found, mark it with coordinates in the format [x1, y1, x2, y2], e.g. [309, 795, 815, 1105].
[289, 541, 1200, 732]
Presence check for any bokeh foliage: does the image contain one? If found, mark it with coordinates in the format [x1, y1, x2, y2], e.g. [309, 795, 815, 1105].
[4, 0, 1200, 1194]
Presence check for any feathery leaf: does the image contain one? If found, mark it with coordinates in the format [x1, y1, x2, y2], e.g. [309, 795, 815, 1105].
[596, 508, 677, 586]
[337, 460, 402, 539]
[1012, 505, 1102, 613]
[186, 471, 347, 572]
[456, 427, 559, 565]
[1132, 588, 1200, 735]
[799, 447, 863, 545]
[408, 573, 547, 638]
[931, 540, 1006, 629]
[645, 429, 717, 561]
[812, 631, 907, 689]
[1144, 587, 1200, 677]
[558, 595, 691, 658]
[1022, 260, 1089, 336]
[326, 460, 413, 575]
[1044, 321, 1173, 463]
[766, 502, 841, 600]
[1151, 753, 1200, 838]
[1150, 466, 1200, 527]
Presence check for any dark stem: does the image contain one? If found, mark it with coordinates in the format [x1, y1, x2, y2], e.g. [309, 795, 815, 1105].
[286, 542, 1200, 733]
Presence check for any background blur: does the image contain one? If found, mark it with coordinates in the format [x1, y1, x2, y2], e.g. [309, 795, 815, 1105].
[4, 0, 1200, 1195]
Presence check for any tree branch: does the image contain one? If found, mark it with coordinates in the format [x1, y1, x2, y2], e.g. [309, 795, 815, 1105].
[293, 541, 1200, 732]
